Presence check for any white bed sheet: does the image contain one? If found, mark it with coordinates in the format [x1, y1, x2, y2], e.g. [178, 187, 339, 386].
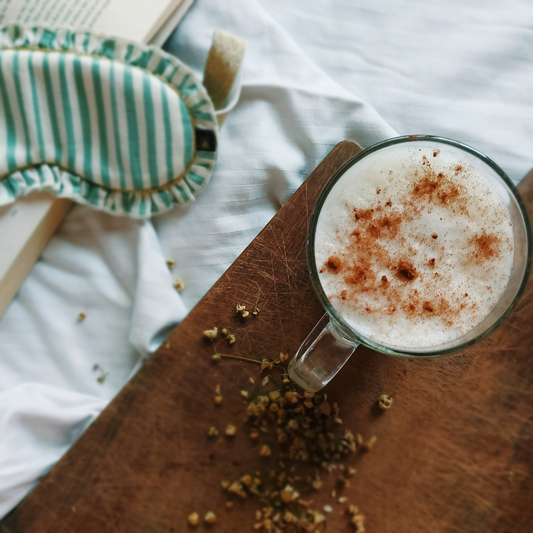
[0, 0, 532, 517]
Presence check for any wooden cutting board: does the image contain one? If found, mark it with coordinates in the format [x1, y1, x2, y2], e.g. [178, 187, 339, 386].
[2, 141, 532, 533]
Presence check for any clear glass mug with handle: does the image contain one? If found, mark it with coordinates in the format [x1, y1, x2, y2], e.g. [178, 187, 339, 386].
[288, 135, 532, 393]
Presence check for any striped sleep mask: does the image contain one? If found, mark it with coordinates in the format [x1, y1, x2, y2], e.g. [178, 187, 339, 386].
[0, 24, 225, 218]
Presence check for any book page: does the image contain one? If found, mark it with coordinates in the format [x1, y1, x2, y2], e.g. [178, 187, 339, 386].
[0, 0, 182, 43]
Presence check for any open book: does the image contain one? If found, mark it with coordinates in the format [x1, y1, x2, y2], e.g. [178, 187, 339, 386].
[0, 0, 194, 317]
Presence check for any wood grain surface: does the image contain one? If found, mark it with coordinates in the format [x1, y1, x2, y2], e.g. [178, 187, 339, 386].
[2, 141, 532, 533]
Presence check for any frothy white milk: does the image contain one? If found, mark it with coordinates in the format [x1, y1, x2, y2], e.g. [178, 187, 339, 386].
[315, 143, 514, 349]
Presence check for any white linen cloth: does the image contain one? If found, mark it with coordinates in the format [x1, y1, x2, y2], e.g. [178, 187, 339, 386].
[1, 0, 532, 517]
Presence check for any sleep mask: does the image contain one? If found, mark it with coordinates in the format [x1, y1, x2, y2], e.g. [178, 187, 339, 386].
[0, 24, 244, 218]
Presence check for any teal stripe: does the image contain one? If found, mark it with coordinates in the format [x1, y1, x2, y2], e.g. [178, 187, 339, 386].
[139, 196, 146, 216]
[177, 74, 190, 93]
[58, 54, 76, 169]
[179, 99, 193, 168]
[154, 57, 172, 76]
[161, 83, 174, 181]
[158, 190, 172, 208]
[42, 54, 62, 164]
[165, 65, 178, 84]
[61, 30, 75, 51]
[143, 73, 158, 188]
[189, 99, 213, 122]
[0, 55, 18, 171]
[124, 44, 134, 63]
[131, 50, 154, 69]
[150, 197, 160, 213]
[73, 56, 93, 180]
[175, 183, 191, 202]
[83, 32, 91, 52]
[39, 29, 56, 49]
[110, 64, 126, 190]
[123, 66, 143, 190]
[98, 39, 116, 60]
[28, 52, 45, 161]
[12, 53, 32, 165]
[91, 58, 110, 188]
[188, 172, 205, 186]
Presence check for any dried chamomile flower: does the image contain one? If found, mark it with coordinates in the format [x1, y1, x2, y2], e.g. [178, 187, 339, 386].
[363, 435, 377, 451]
[204, 511, 216, 524]
[174, 279, 185, 291]
[225, 424, 237, 437]
[379, 394, 393, 410]
[352, 512, 366, 532]
[236, 303, 250, 317]
[187, 512, 200, 526]
[203, 327, 218, 339]
[312, 479, 322, 490]
[269, 390, 281, 403]
[259, 444, 271, 457]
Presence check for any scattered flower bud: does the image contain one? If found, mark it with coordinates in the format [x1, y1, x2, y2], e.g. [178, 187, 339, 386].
[203, 327, 218, 339]
[207, 426, 218, 438]
[214, 395, 223, 405]
[78, 312, 87, 322]
[173, 279, 185, 291]
[259, 444, 271, 457]
[269, 391, 281, 402]
[323, 505, 333, 513]
[187, 512, 200, 526]
[212, 354, 221, 363]
[204, 511, 216, 524]
[312, 479, 322, 490]
[241, 474, 253, 486]
[166, 259, 175, 268]
[225, 424, 237, 437]
[241, 390, 249, 399]
[379, 394, 393, 410]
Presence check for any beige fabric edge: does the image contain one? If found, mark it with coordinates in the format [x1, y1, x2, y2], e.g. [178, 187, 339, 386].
[203, 30, 246, 126]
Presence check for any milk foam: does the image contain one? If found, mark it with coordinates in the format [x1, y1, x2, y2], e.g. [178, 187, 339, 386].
[315, 143, 514, 349]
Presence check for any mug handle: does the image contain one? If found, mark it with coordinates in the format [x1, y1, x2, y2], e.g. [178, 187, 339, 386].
[288, 314, 359, 392]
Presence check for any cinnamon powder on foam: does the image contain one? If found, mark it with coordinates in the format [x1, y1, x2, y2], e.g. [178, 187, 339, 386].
[318, 153, 513, 337]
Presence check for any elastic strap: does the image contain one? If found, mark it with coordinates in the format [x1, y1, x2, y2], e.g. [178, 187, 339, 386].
[203, 30, 246, 126]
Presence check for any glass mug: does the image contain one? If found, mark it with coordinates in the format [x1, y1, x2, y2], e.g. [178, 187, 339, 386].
[288, 135, 532, 393]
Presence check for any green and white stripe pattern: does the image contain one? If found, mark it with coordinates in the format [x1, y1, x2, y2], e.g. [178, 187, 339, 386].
[0, 24, 218, 218]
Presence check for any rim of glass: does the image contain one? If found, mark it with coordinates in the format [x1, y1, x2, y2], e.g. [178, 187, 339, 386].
[307, 134, 533, 357]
